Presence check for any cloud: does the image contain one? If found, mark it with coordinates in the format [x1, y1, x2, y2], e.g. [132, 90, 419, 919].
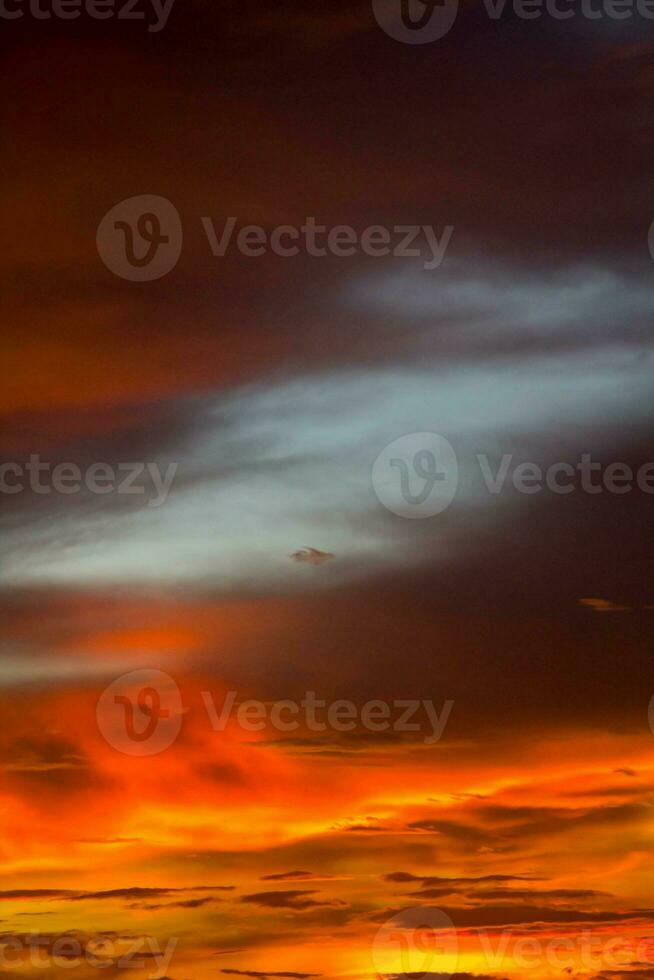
[260, 872, 317, 882]
[290, 548, 335, 566]
[473, 888, 611, 900]
[406, 819, 491, 845]
[0, 890, 75, 900]
[382, 873, 538, 886]
[382, 975, 509, 980]
[403, 800, 654, 851]
[67, 888, 176, 901]
[580, 599, 631, 613]
[2, 326, 652, 594]
[222, 971, 321, 979]
[589, 971, 654, 980]
[240, 891, 340, 911]
[387, 905, 654, 929]
[127, 896, 215, 911]
[351, 263, 654, 343]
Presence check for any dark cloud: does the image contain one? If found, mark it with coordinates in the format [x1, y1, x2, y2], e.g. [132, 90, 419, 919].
[472, 889, 611, 900]
[289, 549, 335, 567]
[240, 891, 342, 912]
[127, 897, 215, 911]
[383, 974, 509, 980]
[390, 906, 654, 929]
[0, 890, 75, 900]
[406, 819, 492, 844]
[383, 874, 538, 886]
[260, 872, 316, 882]
[222, 971, 321, 979]
[68, 888, 176, 901]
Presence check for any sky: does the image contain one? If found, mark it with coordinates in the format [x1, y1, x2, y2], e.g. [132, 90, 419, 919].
[1, 2, 654, 980]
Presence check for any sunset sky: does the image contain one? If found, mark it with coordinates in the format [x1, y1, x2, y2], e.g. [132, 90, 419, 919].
[1, 3, 654, 980]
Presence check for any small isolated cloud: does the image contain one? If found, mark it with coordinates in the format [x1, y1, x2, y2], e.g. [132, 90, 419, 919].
[128, 896, 215, 911]
[260, 871, 317, 882]
[290, 548, 335, 566]
[580, 598, 631, 613]
[67, 887, 174, 901]
[222, 971, 321, 979]
[0, 890, 75, 900]
[240, 890, 341, 911]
